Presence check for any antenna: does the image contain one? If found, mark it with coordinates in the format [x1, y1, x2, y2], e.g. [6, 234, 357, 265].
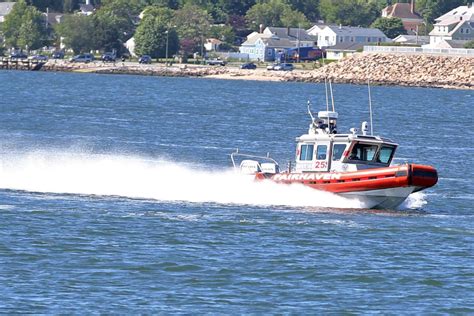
[324, 78, 329, 112]
[329, 80, 335, 112]
[368, 79, 374, 135]
[307, 100, 315, 122]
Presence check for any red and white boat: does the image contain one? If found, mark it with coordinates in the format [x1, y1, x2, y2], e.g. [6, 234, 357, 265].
[231, 105, 437, 209]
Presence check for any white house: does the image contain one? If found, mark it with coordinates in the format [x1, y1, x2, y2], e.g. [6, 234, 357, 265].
[308, 25, 388, 48]
[204, 38, 222, 51]
[426, 3, 474, 48]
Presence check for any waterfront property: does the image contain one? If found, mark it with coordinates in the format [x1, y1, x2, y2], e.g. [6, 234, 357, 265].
[239, 27, 316, 62]
[307, 25, 388, 48]
[426, 3, 474, 48]
[381, 0, 424, 35]
[325, 42, 367, 60]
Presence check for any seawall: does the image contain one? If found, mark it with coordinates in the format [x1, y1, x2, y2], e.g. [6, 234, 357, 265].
[41, 53, 474, 90]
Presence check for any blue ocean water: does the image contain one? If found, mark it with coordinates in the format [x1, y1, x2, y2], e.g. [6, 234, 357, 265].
[0, 70, 473, 313]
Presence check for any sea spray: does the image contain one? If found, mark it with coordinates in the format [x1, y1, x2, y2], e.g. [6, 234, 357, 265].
[0, 150, 369, 209]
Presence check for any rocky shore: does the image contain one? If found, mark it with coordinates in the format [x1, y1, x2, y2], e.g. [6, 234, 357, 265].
[42, 52, 474, 90]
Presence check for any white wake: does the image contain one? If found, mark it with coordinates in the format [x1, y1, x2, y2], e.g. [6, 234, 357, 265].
[0, 150, 368, 209]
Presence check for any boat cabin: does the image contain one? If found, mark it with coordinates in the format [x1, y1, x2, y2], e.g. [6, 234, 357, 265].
[294, 111, 398, 173]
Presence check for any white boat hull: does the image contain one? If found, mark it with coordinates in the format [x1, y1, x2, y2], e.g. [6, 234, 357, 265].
[340, 186, 416, 209]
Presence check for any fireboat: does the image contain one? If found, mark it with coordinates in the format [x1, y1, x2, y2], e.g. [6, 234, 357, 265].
[231, 90, 437, 209]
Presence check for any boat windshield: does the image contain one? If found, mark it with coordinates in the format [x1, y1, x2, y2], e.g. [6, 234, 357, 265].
[349, 143, 378, 162]
[376, 146, 395, 164]
[332, 144, 346, 161]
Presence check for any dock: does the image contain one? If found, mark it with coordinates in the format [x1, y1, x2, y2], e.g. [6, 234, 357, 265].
[0, 57, 46, 71]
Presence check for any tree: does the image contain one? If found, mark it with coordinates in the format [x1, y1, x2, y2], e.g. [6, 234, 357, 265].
[2, 0, 46, 50]
[319, 0, 376, 27]
[287, 0, 319, 22]
[91, 1, 136, 53]
[246, 0, 309, 29]
[371, 17, 406, 39]
[55, 14, 95, 53]
[134, 6, 179, 58]
[173, 4, 212, 57]
[465, 40, 474, 49]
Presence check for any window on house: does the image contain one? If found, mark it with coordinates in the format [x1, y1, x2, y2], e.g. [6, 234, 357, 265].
[367, 37, 371, 42]
[299, 144, 314, 161]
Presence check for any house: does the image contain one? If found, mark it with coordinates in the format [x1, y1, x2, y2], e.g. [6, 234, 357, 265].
[309, 25, 388, 48]
[432, 39, 471, 49]
[263, 27, 317, 48]
[392, 34, 430, 46]
[382, 0, 424, 35]
[0, 2, 15, 23]
[325, 42, 367, 60]
[44, 12, 65, 28]
[426, 3, 474, 48]
[79, 0, 95, 16]
[239, 27, 316, 61]
[204, 38, 222, 52]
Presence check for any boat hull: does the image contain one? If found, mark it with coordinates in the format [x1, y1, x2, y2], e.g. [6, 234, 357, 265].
[256, 164, 437, 209]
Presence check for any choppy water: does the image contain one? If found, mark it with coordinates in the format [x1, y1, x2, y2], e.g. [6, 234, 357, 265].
[0, 71, 473, 313]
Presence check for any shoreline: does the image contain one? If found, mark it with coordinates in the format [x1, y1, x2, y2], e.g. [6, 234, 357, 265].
[37, 53, 474, 90]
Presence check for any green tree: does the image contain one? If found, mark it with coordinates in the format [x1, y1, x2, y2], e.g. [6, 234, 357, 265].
[287, 0, 319, 22]
[319, 0, 376, 26]
[55, 14, 95, 53]
[134, 6, 178, 58]
[2, 0, 46, 50]
[173, 4, 212, 56]
[371, 17, 406, 39]
[92, 1, 136, 53]
[246, 0, 309, 29]
[465, 40, 474, 49]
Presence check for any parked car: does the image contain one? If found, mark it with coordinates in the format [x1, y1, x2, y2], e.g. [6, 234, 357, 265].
[29, 54, 48, 61]
[138, 55, 152, 64]
[240, 62, 257, 70]
[206, 59, 226, 66]
[69, 53, 94, 63]
[51, 51, 64, 59]
[10, 51, 28, 59]
[266, 63, 278, 70]
[101, 52, 116, 62]
[274, 63, 294, 71]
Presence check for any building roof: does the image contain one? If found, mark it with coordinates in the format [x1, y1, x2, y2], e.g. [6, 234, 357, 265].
[444, 39, 471, 48]
[383, 2, 422, 20]
[326, 25, 388, 38]
[265, 27, 316, 42]
[392, 34, 430, 45]
[241, 32, 274, 46]
[44, 12, 65, 26]
[261, 36, 294, 48]
[325, 42, 367, 52]
[80, 4, 94, 13]
[0, 2, 15, 17]
[435, 5, 474, 24]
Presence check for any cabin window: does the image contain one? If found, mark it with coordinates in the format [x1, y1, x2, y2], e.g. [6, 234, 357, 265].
[376, 146, 395, 164]
[299, 144, 314, 161]
[316, 145, 327, 160]
[332, 144, 346, 161]
[349, 143, 378, 162]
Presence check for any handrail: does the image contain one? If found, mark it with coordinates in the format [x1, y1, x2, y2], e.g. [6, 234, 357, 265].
[230, 149, 279, 169]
